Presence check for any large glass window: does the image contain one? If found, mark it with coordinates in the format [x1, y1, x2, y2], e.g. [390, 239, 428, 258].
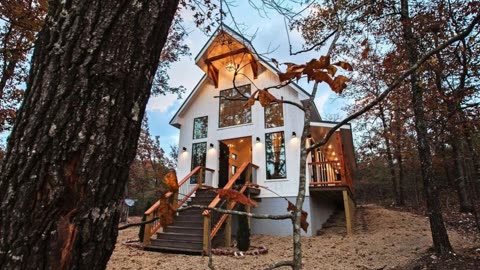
[219, 85, 252, 128]
[265, 131, 287, 179]
[193, 116, 208, 139]
[191, 142, 207, 184]
[264, 102, 284, 128]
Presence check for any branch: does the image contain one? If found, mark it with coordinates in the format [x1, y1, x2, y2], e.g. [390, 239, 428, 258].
[307, 10, 480, 151]
[289, 30, 338, 56]
[263, 260, 295, 269]
[118, 217, 159, 230]
[179, 205, 293, 220]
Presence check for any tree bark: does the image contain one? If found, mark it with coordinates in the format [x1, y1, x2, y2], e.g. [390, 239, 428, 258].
[400, 0, 453, 255]
[393, 104, 405, 205]
[379, 105, 400, 205]
[0, 1, 179, 269]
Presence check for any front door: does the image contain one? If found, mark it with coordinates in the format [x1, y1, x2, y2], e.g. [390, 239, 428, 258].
[218, 137, 252, 188]
[218, 142, 230, 188]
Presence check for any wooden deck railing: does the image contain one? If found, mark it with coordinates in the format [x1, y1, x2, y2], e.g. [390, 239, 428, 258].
[142, 166, 215, 245]
[202, 162, 258, 254]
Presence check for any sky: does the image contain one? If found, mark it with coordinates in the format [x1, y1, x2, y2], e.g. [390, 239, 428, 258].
[146, 2, 349, 154]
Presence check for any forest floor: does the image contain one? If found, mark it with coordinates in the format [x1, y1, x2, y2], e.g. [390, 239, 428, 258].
[107, 204, 479, 270]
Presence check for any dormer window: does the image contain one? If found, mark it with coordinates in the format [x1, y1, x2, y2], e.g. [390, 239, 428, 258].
[219, 85, 252, 128]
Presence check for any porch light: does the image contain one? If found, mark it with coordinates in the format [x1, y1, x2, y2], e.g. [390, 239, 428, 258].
[328, 145, 332, 149]
[256, 137, 261, 143]
[292, 131, 297, 138]
[182, 147, 187, 152]
[226, 62, 236, 72]
[210, 143, 214, 148]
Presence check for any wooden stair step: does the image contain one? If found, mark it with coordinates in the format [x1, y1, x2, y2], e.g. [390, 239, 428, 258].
[164, 226, 203, 234]
[144, 245, 203, 255]
[150, 238, 203, 250]
[157, 231, 202, 240]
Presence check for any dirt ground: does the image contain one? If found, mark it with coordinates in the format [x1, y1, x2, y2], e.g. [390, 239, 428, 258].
[107, 205, 478, 270]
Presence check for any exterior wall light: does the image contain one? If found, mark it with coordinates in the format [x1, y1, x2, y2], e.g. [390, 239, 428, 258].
[210, 143, 214, 148]
[256, 137, 261, 143]
[182, 147, 187, 152]
[292, 131, 297, 138]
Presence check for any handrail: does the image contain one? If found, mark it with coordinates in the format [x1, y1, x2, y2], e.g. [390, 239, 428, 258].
[142, 166, 214, 245]
[202, 162, 258, 253]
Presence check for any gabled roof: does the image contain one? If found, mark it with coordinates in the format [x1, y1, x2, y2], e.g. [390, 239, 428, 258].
[169, 24, 318, 128]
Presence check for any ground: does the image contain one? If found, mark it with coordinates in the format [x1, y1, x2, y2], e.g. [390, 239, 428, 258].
[107, 205, 479, 270]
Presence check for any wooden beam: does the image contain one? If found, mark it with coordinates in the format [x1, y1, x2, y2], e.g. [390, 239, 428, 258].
[207, 63, 219, 88]
[205, 47, 249, 63]
[246, 53, 258, 79]
[203, 216, 210, 254]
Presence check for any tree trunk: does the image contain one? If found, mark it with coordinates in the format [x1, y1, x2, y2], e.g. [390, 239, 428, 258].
[0, 1, 179, 269]
[400, 0, 453, 255]
[393, 105, 405, 205]
[379, 105, 400, 205]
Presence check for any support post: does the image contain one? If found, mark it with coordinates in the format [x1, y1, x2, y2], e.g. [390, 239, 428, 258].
[198, 167, 204, 187]
[203, 215, 211, 254]
[225, 211, 232, 247]
[343, 190, 354, 235]
[143, 213, 152, 246]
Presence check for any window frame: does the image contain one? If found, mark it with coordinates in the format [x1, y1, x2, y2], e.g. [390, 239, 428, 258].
[190, 142, 207, 184]
[264, 131, 287, 180]
[192, 116, 208, 140]
[264, 102, 284, 129]
[218, 84, 252, 128]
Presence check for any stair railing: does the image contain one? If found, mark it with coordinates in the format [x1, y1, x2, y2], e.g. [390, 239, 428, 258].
[143, 166, 215, 245]
[202, 162, 259, 254]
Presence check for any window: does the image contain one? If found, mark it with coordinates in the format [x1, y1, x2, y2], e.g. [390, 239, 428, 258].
[193, 116, 208, 139]
[219, 85, 251, 128]
[265, 131, 287, 179]
[264, 102, 284, 128]
[190, 142, 207, 184]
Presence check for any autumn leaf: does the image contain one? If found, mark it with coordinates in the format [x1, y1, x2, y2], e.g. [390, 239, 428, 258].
[331, 75, 350, 94]
[215, 189, 258, 207]
[271, 58, 279, 68]
[287, 201, 309, 232]
[258, 90, 277, 107]
[333, 61, 353, 71]
[361, 45, 370, 59]
[326, 65, 337, 76]
[310, 71, 333, 85]
[158, 198, 175, 227]
[163, 170, 179, 192]
[360, 38, 368, 46]
[318, 55, 330, 68]
[243, 96, 255, 109]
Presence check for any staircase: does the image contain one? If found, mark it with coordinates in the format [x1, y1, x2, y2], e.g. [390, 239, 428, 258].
[145, 188, 224, 254]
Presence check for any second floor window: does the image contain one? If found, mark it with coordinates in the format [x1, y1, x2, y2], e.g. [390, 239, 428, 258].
[264, 102, 284, 128]
[219, 85, 251, 128]
[193, 116, 208, 139]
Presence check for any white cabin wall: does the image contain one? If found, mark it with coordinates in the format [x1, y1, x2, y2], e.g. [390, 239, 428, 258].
[175, 57, 308, 198]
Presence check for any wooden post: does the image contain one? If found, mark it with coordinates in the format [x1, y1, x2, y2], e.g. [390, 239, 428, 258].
[203, 215, 210, 254]
[335, 133, 347, 185]
[172, 192, 178, 210]
[143, 213, 152, 246]
[198, 167, 204, 187]
[343, 190, 354, 235]
[225, 210, 232, 247]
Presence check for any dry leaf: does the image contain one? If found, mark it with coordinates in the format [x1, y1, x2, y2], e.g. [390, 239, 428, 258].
[258, 90, 277, 107]
[333, 61, 353, 71]
[331, 75, 350, 94]
[216, 189, 258, 207]
[326, 65, 337, 76]
[271, 58, 279, 68]
[360, 38, 368, 46]
[243, 96, 255, 109]
[361, 46, 370, 59]
[311, 71, 333, 84]
[287, 201, 309, 232]
[318, 55, 330, 68]
[163, 170, 179, 192]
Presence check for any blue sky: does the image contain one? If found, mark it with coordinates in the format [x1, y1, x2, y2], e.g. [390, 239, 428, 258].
[147, 3, 349, 153]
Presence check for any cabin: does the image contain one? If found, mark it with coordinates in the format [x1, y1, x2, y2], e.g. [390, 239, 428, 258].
[142, 25, 356, 255]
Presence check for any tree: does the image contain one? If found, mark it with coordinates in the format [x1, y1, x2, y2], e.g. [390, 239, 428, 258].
[0, 1, 179, 269]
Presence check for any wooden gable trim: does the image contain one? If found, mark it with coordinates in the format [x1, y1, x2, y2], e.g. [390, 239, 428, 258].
[207, 63, 219, 88]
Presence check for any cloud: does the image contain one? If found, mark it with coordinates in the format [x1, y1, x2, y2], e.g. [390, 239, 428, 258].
[146, 93, 178, 112]
[314, 91, 331, 116]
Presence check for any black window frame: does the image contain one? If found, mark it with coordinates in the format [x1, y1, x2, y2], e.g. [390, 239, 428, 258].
[190, 142, 207, 184]
[218, 84, 252, 128]
[192, 116, 208, 140]
[265, 131, 287, 180]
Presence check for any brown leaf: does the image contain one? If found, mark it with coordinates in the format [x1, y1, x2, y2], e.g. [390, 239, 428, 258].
[331, 75, 350, 94]
[361, 46, 370, 59]
[243, 96, 255, 109]
[287, 201, 309, 233]
[333, 61, 353, 71]
[319, 55, 330, 68]
[360, 38, 368, 46]
[258, 90, 277, 107]
[159, 198, 175, 227]
[216, 189, 258, 207]
[163, 170, 179, 192]
[271, 58, 279, 68]
[326, 65, 337, 76]
[311, 71, 333, 85]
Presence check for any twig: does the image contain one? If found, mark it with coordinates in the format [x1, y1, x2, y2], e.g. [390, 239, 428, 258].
[179, 205, 293, 220]
[118, 217, 159, 230]
[263, 260, 295, 270]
